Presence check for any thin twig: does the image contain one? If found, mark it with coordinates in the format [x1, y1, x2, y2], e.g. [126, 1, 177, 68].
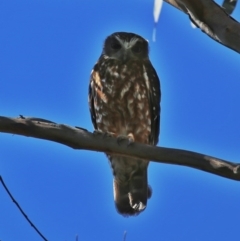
[0, 175, 48, 241]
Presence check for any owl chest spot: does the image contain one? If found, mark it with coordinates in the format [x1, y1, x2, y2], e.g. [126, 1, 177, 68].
[96, 64, 151, 139]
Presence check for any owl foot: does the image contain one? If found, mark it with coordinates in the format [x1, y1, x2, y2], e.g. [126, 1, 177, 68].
[93, 129, 103, 136]
[117, 133, 134, 146]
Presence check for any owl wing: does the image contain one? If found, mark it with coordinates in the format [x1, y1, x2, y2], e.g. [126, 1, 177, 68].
[88, 63, 98, 130]
[145, 61, 161, 146]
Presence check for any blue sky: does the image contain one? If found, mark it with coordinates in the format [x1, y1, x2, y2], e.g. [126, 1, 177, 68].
[1, 1, 240, 240]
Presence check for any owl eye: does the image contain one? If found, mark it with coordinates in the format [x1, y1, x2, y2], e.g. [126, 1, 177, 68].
[111, 42, 121, 50]
[132, 42, 142, 54]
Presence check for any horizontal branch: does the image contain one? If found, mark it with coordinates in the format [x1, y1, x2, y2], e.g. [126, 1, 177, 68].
[164, 0, 240, 53]
[0, 116, 239, 181]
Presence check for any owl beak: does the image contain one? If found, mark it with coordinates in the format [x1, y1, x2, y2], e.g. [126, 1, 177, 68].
[122, 52, 129, 62]
[122, 49, 131, 62]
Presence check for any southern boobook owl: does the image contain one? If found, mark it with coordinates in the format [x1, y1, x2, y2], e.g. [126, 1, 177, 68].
[88, 32, 161, 216]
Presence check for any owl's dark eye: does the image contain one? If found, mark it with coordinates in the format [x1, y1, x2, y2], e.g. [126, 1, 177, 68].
[132, 42, 142, 54]
[111, 42, 121, 50]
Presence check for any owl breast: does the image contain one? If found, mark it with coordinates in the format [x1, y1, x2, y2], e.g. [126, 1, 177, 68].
[92, 59, 152, 144]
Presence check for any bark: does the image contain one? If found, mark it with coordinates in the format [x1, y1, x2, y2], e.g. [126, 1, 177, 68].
[164, 0, 240, 53]
[0, 116, 239, 181]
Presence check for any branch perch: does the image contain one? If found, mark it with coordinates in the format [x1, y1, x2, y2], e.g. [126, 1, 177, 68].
[164, 0, 240, 53]
[0, 116, 239, 180]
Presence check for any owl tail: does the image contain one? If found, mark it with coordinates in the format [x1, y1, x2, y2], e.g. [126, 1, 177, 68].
[113, 165, 152, 216]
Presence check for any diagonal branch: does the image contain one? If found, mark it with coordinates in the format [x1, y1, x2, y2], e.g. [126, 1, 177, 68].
[0, 175, 48, 241]
[164, 0, 240, 53]
[0, 115, 239, 180]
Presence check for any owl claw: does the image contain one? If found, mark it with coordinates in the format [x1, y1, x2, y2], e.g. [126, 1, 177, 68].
[104, 131, 116, 138]
[93, 129, 103, 135]
[117, 133, 134, 146]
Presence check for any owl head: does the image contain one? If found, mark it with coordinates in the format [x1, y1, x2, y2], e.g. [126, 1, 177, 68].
[102, 32, 149, 62]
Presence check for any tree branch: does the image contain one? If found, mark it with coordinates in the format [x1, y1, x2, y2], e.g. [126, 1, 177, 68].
[164, 0, 240, 53]
[0, 115, 239, 181]
[0, 175, 48, 241]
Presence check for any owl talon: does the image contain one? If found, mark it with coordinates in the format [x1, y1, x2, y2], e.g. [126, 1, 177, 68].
[103, 131, 115, 138]
[93, 130, 103, 135]
[117, 134, 134, 146]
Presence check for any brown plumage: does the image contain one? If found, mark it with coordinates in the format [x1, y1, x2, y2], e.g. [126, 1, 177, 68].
[88, 32, 161, 216]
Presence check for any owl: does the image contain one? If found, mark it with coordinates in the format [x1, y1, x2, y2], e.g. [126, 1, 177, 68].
[88, 32, 161, 216]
